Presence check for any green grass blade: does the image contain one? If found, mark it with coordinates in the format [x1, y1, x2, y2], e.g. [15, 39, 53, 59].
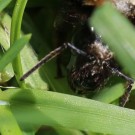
[0, 0, 11, 12]
[10, 0, 28, 87]
[93, 83, 124, 103]
[0, 14, 14, 82]
[20, 43, 49, 90]
[0, 106, 22, 135]
[21, 14, 73, 93]
[0, 13, 11, 51]
[22, 131, 35, 135]
[54, 127, 84, 135]
[1, 88, 135, 135]
[10, 0, 28, 43]
[0, 13, 48, 90]
[90, 2, 135, 77]
[0, 34, 31, 72]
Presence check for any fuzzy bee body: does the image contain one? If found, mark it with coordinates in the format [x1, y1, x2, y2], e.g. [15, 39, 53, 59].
[69, 36, 115, 94]
[54, 0, 135, 97]
[55, 0, 115, 94]
[21, 0, 134, 106]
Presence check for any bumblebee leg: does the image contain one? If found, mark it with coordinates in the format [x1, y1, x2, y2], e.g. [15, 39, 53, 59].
[65, 43, 87, 56]
[119, 80, 133, 107]
[20, 45, 67, 81]
[106, 64, 134, 106]
[20, 43, 89, 81]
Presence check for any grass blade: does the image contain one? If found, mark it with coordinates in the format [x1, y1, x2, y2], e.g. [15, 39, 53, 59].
[93, 83, 124, 103]
[0, 0, 11, 12]
[10, 0, 28, 86]
[90, 2, 135, 77]
[0, 106, 22, 135]
[1, 88, 135, 135]
[21, 14, 72, 93]
[0, 34, 31, 72]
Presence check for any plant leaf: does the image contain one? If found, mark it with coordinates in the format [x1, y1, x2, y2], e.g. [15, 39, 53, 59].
[1, 88, 135, 135]
[0, 34, 31, 72]
[0, 106, 22, 135]
[0, 0, 11, 12]
[90, 2, 135, 77]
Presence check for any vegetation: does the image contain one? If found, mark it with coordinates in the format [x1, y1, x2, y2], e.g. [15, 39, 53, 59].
[0, 0, 135, 135]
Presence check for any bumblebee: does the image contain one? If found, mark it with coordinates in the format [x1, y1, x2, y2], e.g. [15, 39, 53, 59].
[21, 0, 134, 106]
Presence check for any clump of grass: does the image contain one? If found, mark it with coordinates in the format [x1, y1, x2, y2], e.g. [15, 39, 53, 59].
[0, 1, 135, 135]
